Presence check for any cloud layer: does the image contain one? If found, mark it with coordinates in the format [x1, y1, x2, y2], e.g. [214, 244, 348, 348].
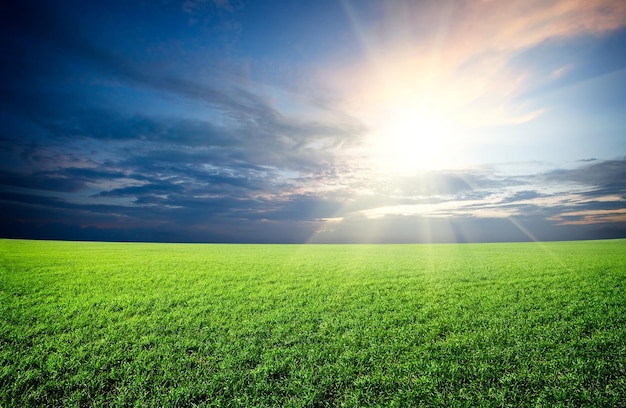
[0, 0, 625, 242]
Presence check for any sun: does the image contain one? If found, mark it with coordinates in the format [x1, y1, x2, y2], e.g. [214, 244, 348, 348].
[380, 105, 449, 170]
[332, 48, 476, 174]
[364, 97, 463, 173]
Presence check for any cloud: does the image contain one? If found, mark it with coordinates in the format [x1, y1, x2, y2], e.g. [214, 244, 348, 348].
[306, 158, 626, 242]
[548, 209, 626, 226]
[331, 0, 626, 132]
[1, 158, 625, 243]
[544, 158, 626, 190]
[0, 170, 87, 193]
[0, 0, 363, 151]
[499, 190, 547, 203]
[182, 0, 241, 14]
[551, 64, 574, 79]
[456, 0, 626, 51]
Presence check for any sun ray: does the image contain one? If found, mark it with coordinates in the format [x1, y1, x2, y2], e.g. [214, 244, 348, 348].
[506, 216, 572, 272]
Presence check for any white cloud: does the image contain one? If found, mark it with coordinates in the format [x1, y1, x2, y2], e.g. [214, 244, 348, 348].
[327, 0, 626, 141]
[551, 64, 574, 79]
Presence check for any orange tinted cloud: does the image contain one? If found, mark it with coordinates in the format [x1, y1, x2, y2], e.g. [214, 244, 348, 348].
[331, 0, 626, 129]
[455, 0, 626, 53]
[549, 209, 626, 225]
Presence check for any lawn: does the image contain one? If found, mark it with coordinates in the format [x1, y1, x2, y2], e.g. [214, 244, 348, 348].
[1, 239, 625, 406]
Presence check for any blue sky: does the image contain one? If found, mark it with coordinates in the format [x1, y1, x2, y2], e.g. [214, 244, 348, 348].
[1, 0, 625, 243]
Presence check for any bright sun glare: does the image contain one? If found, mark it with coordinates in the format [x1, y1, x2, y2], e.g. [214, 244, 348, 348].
[348, 52, 473, 174]
[380, 106, 449, 170]
[365, 93, 465, 173]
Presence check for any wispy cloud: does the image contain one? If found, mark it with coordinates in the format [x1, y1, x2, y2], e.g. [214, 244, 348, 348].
[551, 64, 574, 79]
[549, 209, 626, 226]
[182, 0, 241, 14]
[333, 0, 626, 130]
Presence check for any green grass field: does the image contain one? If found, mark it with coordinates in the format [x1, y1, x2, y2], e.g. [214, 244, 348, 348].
[1, 239, 625, 407]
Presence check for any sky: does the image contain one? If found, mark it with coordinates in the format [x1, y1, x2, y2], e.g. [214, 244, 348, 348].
[1, 0, 625, 243]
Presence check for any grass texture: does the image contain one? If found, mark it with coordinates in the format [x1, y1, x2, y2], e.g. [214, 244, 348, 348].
[1, 239, 625, 406]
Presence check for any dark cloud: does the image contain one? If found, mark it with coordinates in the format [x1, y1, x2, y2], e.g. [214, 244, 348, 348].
[94, 183, 185, 199]
[0, 187, 323, 243]
[500, 190, 547, 203]
[544, 158, 626, 195]
[0, 170, 86, 193]
[2, 159, 625, 243]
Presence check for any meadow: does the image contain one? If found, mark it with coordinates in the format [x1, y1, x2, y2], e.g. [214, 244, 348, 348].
[1, 238, 625, 407]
